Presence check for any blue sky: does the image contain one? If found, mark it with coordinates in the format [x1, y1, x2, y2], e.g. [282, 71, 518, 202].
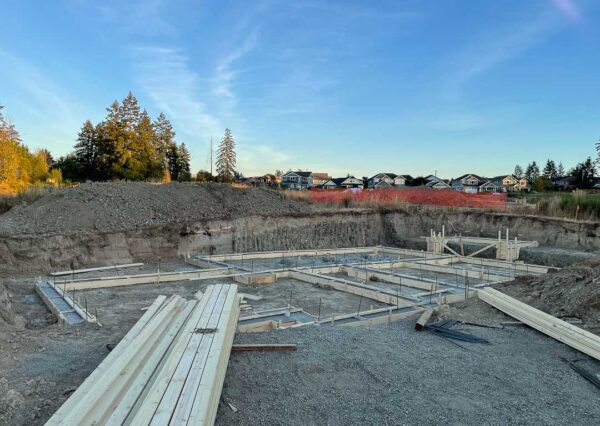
[1, 0, 599, 178]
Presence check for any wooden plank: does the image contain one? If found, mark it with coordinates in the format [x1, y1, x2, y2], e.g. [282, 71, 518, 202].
[415, 309, 434, 331]
[231, 344, 297, 352]
[193, 246, 378, 263]
[478, 288, 600, 361]
[341, 310, 421, 327]
[50, 263, 144, 276]
[49, 296, 185, 425]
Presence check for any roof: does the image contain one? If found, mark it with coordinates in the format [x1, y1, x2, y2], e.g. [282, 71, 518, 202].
[312, 172, 329, 180]
[283, 170, 312, 178]
[455, 173, 484, 182]
[398, 175, 413, 180]
[369, 173, 398, 180]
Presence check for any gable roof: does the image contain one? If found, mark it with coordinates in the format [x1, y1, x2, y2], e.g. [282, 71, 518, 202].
[369, 172, 398, 180]
[283, 170, 312, 178]
[312, 172, 329, 180]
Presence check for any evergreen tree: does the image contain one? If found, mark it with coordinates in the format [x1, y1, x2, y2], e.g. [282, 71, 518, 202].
[542, 159, 557, 180]
[557, 162, 565, 176]
[74, 120, 98, 179]
[524, 161, 540, 183]
[166, 143, 180, 181]
[176, 143, 191, 181]
[216, 128, 236, 182]
[513, 164, 523, 178]
[136, 110, 163, 179]
[570, 157, 597, 189]
[153, 112, 175, 167]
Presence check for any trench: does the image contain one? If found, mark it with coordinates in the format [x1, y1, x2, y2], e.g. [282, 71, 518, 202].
[1, 209, 600, 273]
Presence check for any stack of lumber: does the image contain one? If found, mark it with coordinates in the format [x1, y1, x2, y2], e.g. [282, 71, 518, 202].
[47, 284, 239, 425]
[478, 287, 600, 361]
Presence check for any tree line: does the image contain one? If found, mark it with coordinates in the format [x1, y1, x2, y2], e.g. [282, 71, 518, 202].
[514, 157, 597, 190]
[55, 92, 191, 182]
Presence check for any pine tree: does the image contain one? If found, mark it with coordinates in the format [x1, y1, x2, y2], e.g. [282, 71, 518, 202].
[513, 164, 523, 178]
[74, 120, 98, 179]
[176, 143, 191, 181]
[557, 162, 565, 176]
[153, 112, 175, 167]
[216, 128, 236, 182]
[542, 159, 557, 180]
[524, 162, 540, 183]
[166, 143, 180, 181]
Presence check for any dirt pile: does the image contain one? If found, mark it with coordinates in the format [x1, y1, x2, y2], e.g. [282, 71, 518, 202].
[496, 259, 600, 332]
[0, 182, 312, 237]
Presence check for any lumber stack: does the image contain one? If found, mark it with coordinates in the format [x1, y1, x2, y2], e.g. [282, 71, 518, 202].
[46, 284, 239, 425]
[478, 287, 600, 361]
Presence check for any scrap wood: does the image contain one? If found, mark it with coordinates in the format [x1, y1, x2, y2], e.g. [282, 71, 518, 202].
[238, 293, 263, 301]
[415, 308, 434, 331]
[231, 343, 297, 352]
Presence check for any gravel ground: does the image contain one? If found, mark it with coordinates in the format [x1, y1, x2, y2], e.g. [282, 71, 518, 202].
[0, 182, 312, 237]
[217, 317, 600, 426]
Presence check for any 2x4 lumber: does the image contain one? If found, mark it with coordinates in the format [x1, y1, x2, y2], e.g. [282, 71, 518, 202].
[105, 300, 198, 424]
[50, 262, 144, 276]
[49, 296, 185, 425]
[46, 295, 169, 424]
[465, 243, 497, 258]
[345, 266, 440, 291]
[34, 284, 69, 324]
[149, 286, 229, 424]
[415, 309, 434, 331]
[341, 310, 421, 327]
[49, 281, 98, 323]
[231, 344, 297, 352]
[397, 262, 510, 283]
[453, 257, 549, 274]
[124, 286, 218, 425]
[478, 288, 600, 361]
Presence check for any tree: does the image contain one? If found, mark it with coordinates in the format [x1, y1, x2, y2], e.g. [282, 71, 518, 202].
[74, 120, 98, 179]
[176, 143, 191, 181]
[216, 128, 236, 182]
[153, 112, 175, 166]
[195, 170, 213, 182]
[570, 157, 596, 189]
[513, 165, 523, 178]
[557, 162, 565, 177]
[542, 159, 557, 180]
[524, 161, 540, 183]
[166, 143, 180, 181]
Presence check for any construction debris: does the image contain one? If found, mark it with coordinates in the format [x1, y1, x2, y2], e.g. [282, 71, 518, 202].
[415, 308, 434, 331]
[46, 284, 239, 425]
[425, 320, 490, 344]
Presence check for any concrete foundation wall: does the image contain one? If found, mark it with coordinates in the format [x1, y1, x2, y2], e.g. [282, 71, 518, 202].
[1, 209, 599, 273]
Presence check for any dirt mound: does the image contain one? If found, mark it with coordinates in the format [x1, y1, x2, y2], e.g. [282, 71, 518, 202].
[496, 259, 600, 332]
[0, 182, 312, 237]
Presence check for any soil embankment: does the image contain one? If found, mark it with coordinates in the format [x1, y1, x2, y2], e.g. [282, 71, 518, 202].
[1, 182, 600, 273]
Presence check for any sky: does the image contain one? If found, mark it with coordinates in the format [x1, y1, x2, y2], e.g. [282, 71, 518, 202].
[1, 0, 600, 178]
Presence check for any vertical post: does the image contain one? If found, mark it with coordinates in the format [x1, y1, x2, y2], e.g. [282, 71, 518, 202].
[317, 297, 322, 323]
[357, 295, 363, 317]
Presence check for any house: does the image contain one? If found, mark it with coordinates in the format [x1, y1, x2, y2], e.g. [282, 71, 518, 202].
[426, 180, 452, 190]
[244, 174, 278, 187]
[320, 179, 339, 190]
[424, 175, 441, 183]
[311, 172, 330, 187]
[479, 180, 504, 192]
[373, 180, 393, 189]
[452, 174, 484, 193]
[368, 173, 397, 188]
[514, 177, 530, 191]
[490, 175, 518, 192]
[281, 170, 313, 190]
[330, 175, 364, 189]
[554, 176, 576, 191]
[394, 175, 413, 186]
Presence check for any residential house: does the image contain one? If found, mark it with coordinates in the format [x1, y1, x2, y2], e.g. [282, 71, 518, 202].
[479, 180, 504, 192]
[514, 177, 530, 191]
[368, 173, 397, 188]
[554, 176, 576, 191]
[281, 171, 313, 190]
[490, 175, 518, 192]
[426, 180, 452, 190]
[334, 175, 364, 189]
[311, 172, 330, 187]
[394, 175, 413, 186]
[244, 174, 278, 187]
[373, 180, 394, 189]
[451, 174, 484, 193]
[424, 175, 441, 183]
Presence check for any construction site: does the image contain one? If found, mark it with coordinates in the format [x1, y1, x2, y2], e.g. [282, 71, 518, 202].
[2, 183, 600, 425]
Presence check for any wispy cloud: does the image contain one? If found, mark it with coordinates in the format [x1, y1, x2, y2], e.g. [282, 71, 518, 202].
[550, 0, 583, 22]
[130, 46, 222, 141]
[0, 49, 81, 152]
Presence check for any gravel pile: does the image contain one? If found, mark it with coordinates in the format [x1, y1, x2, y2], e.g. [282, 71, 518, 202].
[496, 258, 600, 332]
[217, 320, 600, 425]
[0, 182, 312, 237]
